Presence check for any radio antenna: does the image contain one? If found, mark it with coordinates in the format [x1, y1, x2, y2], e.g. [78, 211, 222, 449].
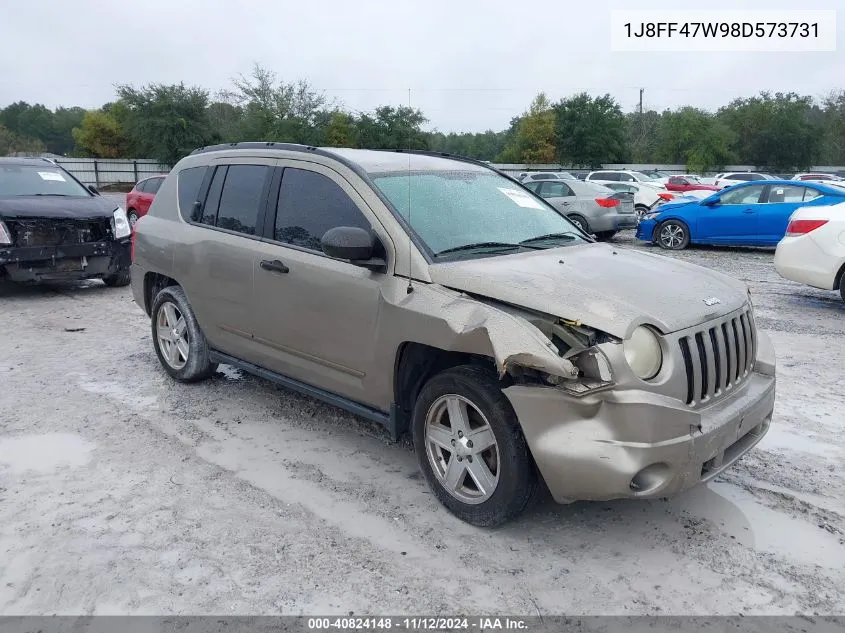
[406, 87, 414, 294]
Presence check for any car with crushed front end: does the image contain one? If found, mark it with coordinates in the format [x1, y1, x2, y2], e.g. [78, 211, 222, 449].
[130, 143, 776, 527]
[0, 158, 132, 286]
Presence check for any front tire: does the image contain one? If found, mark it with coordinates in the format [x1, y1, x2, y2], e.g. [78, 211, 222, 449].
[635, 204, 649, 218]
[127, 209, 139, 227]
[151, 285, 218, 382]
[412, 365, 538, 527]
[657, 220, 690, 250]
[839, 271, 845, 302]
[595, 230, 617, 241]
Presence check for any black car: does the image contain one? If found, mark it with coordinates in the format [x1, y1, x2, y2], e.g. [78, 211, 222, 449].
[0, 158, 131, 286]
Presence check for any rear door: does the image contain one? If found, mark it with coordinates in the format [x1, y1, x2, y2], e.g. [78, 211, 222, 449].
[698, 184, 765, 243]
[757, 184, 814, 244]
[536, 180, 576, 211]
[140, 177, 163, 214]
[173, 159, 275, 357]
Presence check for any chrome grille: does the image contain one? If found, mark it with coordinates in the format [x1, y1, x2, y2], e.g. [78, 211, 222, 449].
[678, 307, 757, 406]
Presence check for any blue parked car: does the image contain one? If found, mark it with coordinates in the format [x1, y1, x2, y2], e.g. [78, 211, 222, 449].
[636, 180, 845, 250]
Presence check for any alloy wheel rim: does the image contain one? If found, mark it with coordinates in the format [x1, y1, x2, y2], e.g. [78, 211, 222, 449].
[156, 301, 189, 370]
[128, 213, 138, 227]
[660, 223, 684, 248]
[424, 394, 500, 505]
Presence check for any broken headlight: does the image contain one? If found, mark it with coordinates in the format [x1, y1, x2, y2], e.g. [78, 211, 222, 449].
[111, 207, 132, 239]
[0, 221, 11, 245]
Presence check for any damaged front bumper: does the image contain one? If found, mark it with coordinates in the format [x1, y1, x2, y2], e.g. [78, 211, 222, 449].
[0, 239, 130, 282]
[503, 331, 776, 503]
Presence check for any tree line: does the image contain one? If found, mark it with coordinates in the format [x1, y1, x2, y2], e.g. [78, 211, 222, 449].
[2, 64, 844, 171]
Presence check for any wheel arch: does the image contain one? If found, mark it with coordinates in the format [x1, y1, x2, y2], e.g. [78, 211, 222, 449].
[143, 272, 179, 316]
[392, 342, 500, 439]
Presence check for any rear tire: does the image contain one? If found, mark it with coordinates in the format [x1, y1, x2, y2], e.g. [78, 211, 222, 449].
[103, 270, 131, 287]
[657, 220, 690, 250]
[635, 204, 650, 218]
[151, 285, 218, 382]
[839, 271, 845, 302]
[412, 365, 538, 527]
[567, 213, 590, 234]
[595, 230, 617, 241]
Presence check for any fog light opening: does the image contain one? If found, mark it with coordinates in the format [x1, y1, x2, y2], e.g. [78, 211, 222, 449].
[630, 462, 671, 494]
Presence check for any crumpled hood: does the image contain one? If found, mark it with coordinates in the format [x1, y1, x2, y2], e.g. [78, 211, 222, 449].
[428, 243, 748, 338]
[0, 196, 116, 220]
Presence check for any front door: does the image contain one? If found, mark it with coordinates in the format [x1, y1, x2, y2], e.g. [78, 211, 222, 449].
[698, 184, 765, 243]
[251, 162, 387, 405]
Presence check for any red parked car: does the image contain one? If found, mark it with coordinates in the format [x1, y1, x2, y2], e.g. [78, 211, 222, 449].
[664, 175, 720, 193]
[125, 175, 167, 227]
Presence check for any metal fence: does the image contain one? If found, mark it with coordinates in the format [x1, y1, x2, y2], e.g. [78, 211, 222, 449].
[48, 158, 171, 186]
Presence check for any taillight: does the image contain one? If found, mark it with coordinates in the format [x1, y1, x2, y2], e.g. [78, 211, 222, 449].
[596, 198, 620, 208]
[785, 219, 828, 236]
[657, 192, 674, 200]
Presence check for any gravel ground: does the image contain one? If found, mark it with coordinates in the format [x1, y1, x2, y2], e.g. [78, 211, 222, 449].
[1, 215, 844, 616]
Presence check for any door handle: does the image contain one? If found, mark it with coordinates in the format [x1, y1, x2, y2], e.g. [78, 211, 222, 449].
[260, 259, 289, 274]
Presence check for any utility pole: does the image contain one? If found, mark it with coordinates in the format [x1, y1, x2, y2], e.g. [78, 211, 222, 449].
[638, 88, 644, 115]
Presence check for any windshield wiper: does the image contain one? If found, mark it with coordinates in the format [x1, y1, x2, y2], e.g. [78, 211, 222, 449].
[519, 232, 580, 246]
[434, 241, 544, 257]
[31, 193, 72, 197]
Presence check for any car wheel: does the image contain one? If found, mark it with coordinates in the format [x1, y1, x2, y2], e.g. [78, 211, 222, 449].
[635, 204, 649, 218]
[412, 365, 538, 527]
[103, 270, 131, 287]
[595, 231, 617, 241]
[151, 285, 218, 383]
[657, 220, 690, 250]
[127, 209, 139, 227]
[568, 213, 590, 234]
[840, 272, 845, 302]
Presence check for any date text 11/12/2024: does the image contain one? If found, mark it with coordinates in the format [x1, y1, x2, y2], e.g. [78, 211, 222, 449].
[307, 617, 529, 630]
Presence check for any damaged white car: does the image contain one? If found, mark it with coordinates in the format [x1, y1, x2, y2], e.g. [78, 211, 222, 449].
[130, 144, 776, 526]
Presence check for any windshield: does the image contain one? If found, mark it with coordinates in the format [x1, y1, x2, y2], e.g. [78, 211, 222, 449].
[372, 170, 588, 258]
[0, 165, 90, 197]
[630, 171, 655, 181]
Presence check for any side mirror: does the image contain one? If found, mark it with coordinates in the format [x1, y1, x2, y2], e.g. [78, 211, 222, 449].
[321, 226, 386, 272]
[88, 184, 100, 195]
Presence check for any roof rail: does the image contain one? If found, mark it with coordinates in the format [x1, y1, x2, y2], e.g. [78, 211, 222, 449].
[190, 141, 322, 156]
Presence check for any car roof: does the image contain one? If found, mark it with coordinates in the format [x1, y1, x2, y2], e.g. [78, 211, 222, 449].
[0, 157, 60, 167]
[187, 143, 491, 176]
[727, 179, 844, 192]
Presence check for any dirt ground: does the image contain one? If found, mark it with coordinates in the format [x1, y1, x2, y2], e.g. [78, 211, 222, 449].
[1, 213, 843, 616]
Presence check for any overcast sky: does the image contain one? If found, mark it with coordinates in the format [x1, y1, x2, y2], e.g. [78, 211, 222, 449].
[0, 0, 841, 133]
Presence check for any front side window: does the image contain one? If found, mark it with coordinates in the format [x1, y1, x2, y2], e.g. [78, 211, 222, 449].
[372, 169, 587, 259]
[0, 164, 90, 197]
[274, 167, 371, 251]
[720, 184, 766, 205]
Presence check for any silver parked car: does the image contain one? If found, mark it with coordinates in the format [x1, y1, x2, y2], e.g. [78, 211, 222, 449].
[523, 179, 637, 240]
[519, 171, 577, 183]
[131, 144, 775, 527]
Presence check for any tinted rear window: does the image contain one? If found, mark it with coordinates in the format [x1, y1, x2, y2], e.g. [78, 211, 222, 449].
[215, 165, 271, 235]
[177, 167, 207, 221]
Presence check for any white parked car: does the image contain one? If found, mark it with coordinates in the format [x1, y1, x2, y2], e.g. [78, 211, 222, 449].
[585, 170, 664, 190]
[792, 173, 844, 182]
[713, 172, 777, 188]
[774, 202, 845, 301]
[599, 181, 674, 215]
